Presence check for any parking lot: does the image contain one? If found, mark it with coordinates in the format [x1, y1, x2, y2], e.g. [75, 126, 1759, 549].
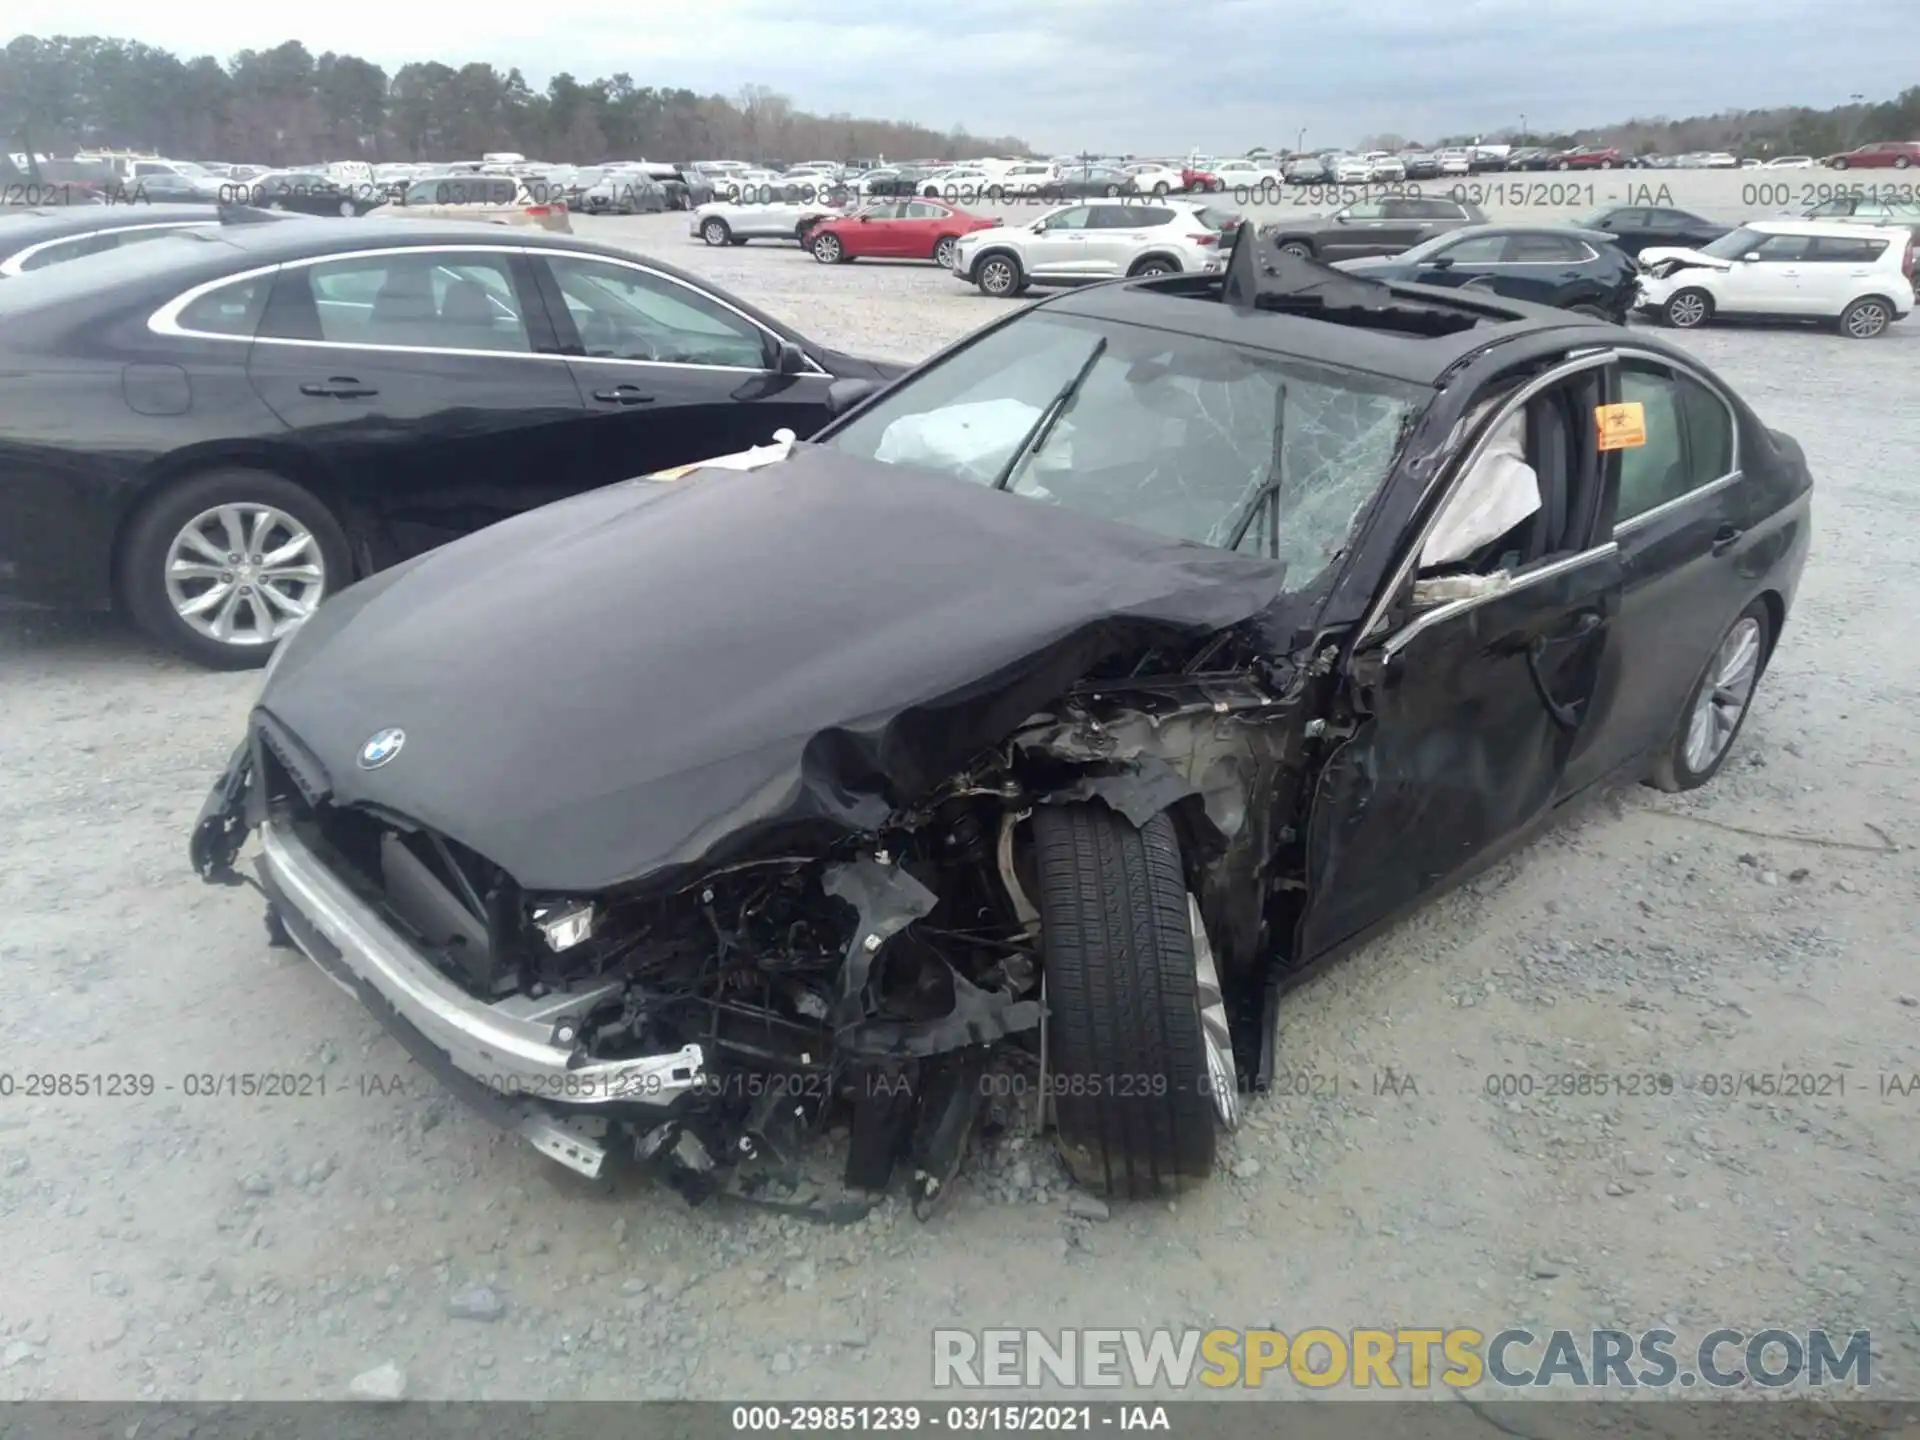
[1, 208, 1917, 1405]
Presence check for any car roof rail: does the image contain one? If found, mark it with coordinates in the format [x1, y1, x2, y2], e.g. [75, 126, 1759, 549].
[1217, 223, 1492, 336]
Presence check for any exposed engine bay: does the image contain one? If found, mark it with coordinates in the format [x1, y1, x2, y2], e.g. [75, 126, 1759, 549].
[200, 640, 1311, 1223]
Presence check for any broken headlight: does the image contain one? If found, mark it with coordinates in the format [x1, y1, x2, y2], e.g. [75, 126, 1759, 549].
[531, 901, 595, 952]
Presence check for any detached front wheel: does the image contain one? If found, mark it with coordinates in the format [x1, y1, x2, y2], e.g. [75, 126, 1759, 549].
[1032, 804, 1222, 1198]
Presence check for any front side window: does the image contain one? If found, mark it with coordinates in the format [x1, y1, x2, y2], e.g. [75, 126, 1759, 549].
[545, 256, 769, 368]
[277, 253, 530, 352]
[820, 311, 1427, 582]
[1433, 234, 1509, 263]
[1700, 227, 1806, 260]
[1042, 207, 1092, 231]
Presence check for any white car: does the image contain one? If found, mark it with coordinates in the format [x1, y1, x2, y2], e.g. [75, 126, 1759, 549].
[1435, 148, 1472, 176]
[951, 199, 1230, 296]
[1636, 219, 1916, 338]
[1210, 160, 1284, 191]
[1765, 156, 1817, 169]
[689, 197, 837, 245]
[918, 167, 997, 199]
[1362, 152, 1407, 182]
[1125, 163, 1187, 197]
[1328, 154, 1374, 184]
[1698, 152, 1740, 169]
[994, 161, 1057, 197]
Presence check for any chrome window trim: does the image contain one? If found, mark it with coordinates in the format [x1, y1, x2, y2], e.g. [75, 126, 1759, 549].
[1383, 541, 1620, 661]
[1357, 349, 1618, 647]
[1, 221, 212, 277]
[146, 242, 823, 376]
[1613, 470, 1743, 535]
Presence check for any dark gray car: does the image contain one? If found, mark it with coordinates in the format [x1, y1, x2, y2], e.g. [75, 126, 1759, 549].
[1260, 196, 1489, 261]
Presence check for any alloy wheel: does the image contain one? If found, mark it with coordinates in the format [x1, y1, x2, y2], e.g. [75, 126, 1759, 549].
[1666, 290, 1709, 327]
[702, 220, 728, 245]
[1135, 261, 1172, 276]
[933, 236, 958, 268]
[980, 258, 1017, 295]
[1844, 299, 1891, 338]
[163, 503, 327, 648]
[812, 233, 842, 263]
[1280, 241, 1312, 258]
[1682, 617, 1761, 773]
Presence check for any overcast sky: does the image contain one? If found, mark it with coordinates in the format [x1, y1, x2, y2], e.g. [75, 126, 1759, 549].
[8, 0, 1915, 153]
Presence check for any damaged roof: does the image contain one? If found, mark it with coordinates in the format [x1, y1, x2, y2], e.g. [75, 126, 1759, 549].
[1040, 230, 1616, 387]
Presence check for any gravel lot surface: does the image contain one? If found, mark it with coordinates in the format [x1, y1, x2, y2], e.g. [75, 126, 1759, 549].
[1, 212, 1916, 1407]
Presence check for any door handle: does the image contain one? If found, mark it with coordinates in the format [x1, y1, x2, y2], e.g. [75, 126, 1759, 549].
[591, 386, 656, 405]
[1710, 523, 1743, 556]
[299, 378, 377, 398]
[1524, 610, 1603, 731]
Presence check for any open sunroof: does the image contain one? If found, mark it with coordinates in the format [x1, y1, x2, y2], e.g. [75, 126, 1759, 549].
[1218, 224, 1493, 337]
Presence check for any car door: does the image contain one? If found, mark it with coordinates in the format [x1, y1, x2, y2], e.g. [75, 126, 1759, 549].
[1717, 231, 1813, 313]
[1655, 209, 1726, 251]
[1320, 201, 1397, 259]
[1500, 231, 1599, 306]
[1296, 354, 1622, 960]
[1801, 232, 1893, 315]
[895, 201, 951, 258]
[242, 246, 587, 562]
[1559, 353, 1748, 796]
[1079, 204, 1149, 274]
[1024, 206, 1095, 276]
[530, 249, 836, 479]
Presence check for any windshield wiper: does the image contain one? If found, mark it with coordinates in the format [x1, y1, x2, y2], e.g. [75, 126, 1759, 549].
[991, 337, 1108, 490]
[1225, 380, 1288, 552]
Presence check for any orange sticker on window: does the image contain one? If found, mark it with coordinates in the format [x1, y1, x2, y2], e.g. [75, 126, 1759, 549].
[1595, 401, 1647, 450]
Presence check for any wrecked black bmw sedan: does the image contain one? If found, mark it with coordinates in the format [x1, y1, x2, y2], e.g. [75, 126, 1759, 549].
[191, 230, 1810, 1218]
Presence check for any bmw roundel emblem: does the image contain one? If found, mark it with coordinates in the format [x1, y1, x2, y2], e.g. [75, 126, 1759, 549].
[358, 728, 406, 770]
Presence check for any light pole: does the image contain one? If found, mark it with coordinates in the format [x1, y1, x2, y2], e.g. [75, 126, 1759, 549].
[1849, 93, 1865, 146]
[1519, 113, 1527, 143]
[1297, 127, 1306, 154]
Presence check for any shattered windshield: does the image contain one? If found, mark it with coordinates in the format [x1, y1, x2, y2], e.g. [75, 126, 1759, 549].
[1699, 227, 1768, 258]
[823, 311, 1427, 581]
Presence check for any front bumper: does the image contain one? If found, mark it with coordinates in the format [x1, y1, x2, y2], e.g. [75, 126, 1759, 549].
[253, 817, 706, 1175]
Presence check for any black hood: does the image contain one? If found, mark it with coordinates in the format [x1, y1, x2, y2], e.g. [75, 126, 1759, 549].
[262, 446, 1291, 893]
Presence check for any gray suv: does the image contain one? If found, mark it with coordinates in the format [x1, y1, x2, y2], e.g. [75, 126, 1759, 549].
[1259, 197, 1488, 260]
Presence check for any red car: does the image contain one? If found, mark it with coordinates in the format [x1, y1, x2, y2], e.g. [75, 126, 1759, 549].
[1555, 145, 1623, 170]
[805, 199, 1000, 267]
[1824, 141, 1920, 170]
[1181, 166, 1222, 193]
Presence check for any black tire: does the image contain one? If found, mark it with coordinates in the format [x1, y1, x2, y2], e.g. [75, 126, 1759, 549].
[1896, 156, 1912, 169]
[1031, 804, 1216, 1198]
[1662, 287, 1713, 329]
[1276, 238, 1315, 258]
[1831, 157, 1849, 170]
[1128, 255, 1176, 277]
[975, 251, 1024, 297]
[1151, 182, 1169, 197]
[1838, 295, 1895, 338]
[700, 217, 731, 246]
[1647, 599, 1772, 792]
[118, 467, 352, 670]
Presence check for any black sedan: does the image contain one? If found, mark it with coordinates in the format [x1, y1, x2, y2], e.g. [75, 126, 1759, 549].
[1260, 196, 1488, 261]
[225, 171, 384, 218]
[191, 230, 1808, 1216]
[1569, 205, 1730, 257]
[0, 215, 899, 667]
[0, 204, 265, 276]
[859, 167, 933, 198]
[1336, 224, 1640, 322]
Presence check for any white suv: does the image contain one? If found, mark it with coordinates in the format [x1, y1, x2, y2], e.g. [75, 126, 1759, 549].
[1636, 219, 1916, 338]
[951, 200, 1231, 297]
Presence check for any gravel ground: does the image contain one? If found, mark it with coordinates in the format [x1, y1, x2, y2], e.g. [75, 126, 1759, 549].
[1, 212, 1916, 1406]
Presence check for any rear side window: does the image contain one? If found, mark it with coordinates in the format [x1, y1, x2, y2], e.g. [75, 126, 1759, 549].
[1615, 362, 1737, 523]
[1505, 233, 1591, 262]
[265, 253, 531, 352]
[174, 273, 272, 338]
[18, 231, 125, 271]
[1808, 236, 1889, 262]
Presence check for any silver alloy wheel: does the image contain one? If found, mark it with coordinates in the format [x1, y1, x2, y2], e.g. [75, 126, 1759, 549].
[1136, 261, 1172, 276]
[1844, 299, 1891, 338]
[980, 257, 1016, 295]
[1280, 241, 1312, 258]
[338, 199, 355, 217]
[813, 233, 842, 263]
[1682, 616, 1761, 773]
[1188, 897, 1239, 1129]
[1667, 290, 1709, 327]
[933, 236, 958, 267]
[702, 219, 728, 245]
[163, 503, 327, 648]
